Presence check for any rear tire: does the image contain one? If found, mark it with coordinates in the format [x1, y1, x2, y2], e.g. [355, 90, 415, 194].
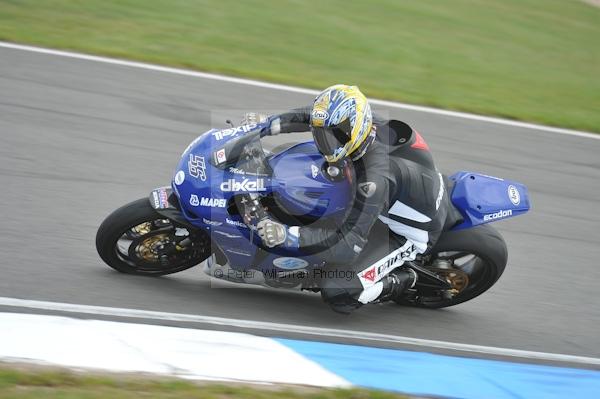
[400, 224, 508, 309]
[96, 198, 211, 276]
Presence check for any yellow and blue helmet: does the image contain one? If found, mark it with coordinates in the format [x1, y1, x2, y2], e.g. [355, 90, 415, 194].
[310, 84, 374, 163]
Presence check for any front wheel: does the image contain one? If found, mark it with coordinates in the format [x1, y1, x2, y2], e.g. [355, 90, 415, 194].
[398, 224, 508, 309]
[96, 198, 211, 276]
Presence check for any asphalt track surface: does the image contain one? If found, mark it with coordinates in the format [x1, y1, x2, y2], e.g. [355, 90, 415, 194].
[1, 46, 599, 360]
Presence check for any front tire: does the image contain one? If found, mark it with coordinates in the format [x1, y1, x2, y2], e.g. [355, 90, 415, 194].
[96, 198, 211, 276]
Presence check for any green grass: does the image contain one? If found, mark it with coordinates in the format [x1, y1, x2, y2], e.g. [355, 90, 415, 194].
[0, 366, 408, 399]
[0, 0, 599, 131]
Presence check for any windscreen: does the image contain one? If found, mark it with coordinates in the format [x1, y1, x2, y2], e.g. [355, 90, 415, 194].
[212, 128, 272, 175]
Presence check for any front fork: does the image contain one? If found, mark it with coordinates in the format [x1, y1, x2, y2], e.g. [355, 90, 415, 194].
[149, 186, 209, 258]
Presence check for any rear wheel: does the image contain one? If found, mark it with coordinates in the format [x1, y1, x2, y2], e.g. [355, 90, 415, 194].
[96, 198, 211, 276]
[398, 224, 508, 308]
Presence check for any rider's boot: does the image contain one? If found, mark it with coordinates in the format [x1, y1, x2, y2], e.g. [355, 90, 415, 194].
[378, 268, 418, 302]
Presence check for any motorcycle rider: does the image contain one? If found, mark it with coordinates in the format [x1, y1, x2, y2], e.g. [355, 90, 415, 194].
[254, 84, 448, 314]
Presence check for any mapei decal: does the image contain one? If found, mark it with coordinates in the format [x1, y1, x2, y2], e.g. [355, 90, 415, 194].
[201, 197, 227, 207]
[190, 196, 227, 208]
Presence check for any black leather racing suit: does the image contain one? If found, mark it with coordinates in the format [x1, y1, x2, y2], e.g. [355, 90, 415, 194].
[270, 107, 449, 312]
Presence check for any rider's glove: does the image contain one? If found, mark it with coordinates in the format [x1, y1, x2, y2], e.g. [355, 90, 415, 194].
[241, 113, 280, 136]
[267, 116, 281, 135]
[241, 112, 268, 126]
[257, 218, 299, 248]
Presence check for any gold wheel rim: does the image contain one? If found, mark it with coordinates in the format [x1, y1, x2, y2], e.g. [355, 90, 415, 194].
[429, 267, 470, 295]
[136, 234, 170, 262]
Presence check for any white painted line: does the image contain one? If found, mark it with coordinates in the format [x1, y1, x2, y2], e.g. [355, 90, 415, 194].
[1, 41, 598, 140]
[0, 312, 350, 387]
[1, 296, 599, 367]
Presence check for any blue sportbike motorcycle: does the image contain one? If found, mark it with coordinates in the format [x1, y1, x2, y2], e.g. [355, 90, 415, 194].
[96, 121, 530, 309]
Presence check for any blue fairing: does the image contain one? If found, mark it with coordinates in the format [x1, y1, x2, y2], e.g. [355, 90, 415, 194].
[268, 142, 352, 222]
[172, 125, 268, 269]
[449, 171, 531, 230]
[170, 122, 353, 273]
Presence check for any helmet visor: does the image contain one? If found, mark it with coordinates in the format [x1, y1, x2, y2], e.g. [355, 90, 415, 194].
[312, 118, 352, 157]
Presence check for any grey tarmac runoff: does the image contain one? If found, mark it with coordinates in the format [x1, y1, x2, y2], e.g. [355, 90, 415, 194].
[1, 45, 599, 361]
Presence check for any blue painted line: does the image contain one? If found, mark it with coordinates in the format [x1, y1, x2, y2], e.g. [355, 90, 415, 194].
[277, 339, 600, 399]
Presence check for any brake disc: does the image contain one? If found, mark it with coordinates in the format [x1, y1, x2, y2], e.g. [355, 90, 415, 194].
[136, 234, 170, 262]
[427, 267, 469, 295]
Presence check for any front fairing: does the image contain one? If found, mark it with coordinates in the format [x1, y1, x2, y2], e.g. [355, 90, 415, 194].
[172, 123, 270, 224]
[171, 123, 353, 275]
[172, 124, 266, 266]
